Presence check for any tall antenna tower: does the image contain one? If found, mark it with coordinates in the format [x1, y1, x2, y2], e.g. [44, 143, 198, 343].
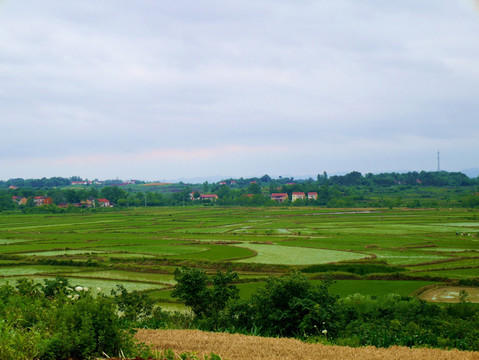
[437, 150, 440, 172]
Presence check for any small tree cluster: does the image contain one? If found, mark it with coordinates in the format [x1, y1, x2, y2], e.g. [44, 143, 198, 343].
[172, 267, 239, 327]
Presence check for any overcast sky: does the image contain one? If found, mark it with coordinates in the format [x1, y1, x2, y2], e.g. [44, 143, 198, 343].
[1, 1, 478, 181]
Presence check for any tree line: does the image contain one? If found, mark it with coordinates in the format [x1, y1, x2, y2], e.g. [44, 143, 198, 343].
[0, 171, 478, 212]
[1, 171, 477, 190]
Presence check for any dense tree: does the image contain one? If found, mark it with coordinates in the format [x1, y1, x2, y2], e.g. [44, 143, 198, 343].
[202, 181, 210, 193]
[260, 174, 272, 183]
[100, 186, 127, 204]
[172, 267, 239, 320]
[247, 182, 261, 194]
[0, 193, 15, 211]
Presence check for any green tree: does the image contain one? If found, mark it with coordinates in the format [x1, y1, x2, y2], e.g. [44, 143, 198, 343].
[111, 284, 154, 322]
[100, 186, 127, 204]
[248, 273, 339, 337]
[247, 182, 261, 194]
[202, 181, 210, 193]
[0, 193, 15, 211]
[260, 174, 272, 183]
[172, 267, 239, 320]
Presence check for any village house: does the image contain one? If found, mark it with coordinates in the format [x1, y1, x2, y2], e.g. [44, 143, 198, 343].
[308, 192, 318, 200]
[80, 199, 96, 208]
[200, 194, 219, 201]
[33, 196, 53, 206]
[292, 192, 306, 201]
[13, 196, 52, 206]
[71, 181, 87, 185]
[97, 199, 112, 207]
[12, 196, 27, 205]
[271, 193, 288, 203]
[190, 192, 219, 201]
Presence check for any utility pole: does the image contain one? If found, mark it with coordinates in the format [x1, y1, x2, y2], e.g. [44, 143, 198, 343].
[437, 150, 440, 172]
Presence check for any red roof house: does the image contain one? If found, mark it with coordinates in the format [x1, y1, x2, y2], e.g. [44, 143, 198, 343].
[200, 194, 219, 201]
[97, 199, 112, 207]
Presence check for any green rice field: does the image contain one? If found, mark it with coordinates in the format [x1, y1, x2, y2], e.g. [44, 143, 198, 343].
[0, 207, 478, 305]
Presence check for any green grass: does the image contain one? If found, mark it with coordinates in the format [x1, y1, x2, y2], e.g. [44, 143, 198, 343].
[236, 282, 266, 300]
[371, 250, 451, 265]
[236, 244, 366, 265]
[408, 268, 479, 279]
[325, 280, 436, 297]
[0, 207, 477, 299]
[169, 244, 255, 261]
[0, 265, 89, 277]
[148, 289, 175, 302]
[0, 276, 167, 294]
[407, 258, 479, 271]
[92, 244, 209, 256]
[20, 250, 108, 257]
[67, 270, 176, 284]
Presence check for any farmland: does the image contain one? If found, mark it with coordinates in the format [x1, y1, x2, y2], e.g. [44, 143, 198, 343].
[135, 329, 479, 360]
[0, 207, 478, 306]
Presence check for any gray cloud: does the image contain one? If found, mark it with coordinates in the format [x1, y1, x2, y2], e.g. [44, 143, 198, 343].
[1, 0, 478, 180]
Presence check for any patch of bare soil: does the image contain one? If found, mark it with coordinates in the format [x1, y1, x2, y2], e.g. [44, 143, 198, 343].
[134, 329, 479, 360]
[420, 286, 479, 303]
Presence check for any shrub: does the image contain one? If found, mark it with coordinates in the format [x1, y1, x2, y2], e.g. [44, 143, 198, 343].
[0, 281, 151, 360]
[111, 284, 154, 323]
[240, 273, 339, 337]
[38, 294, 135, 360]
[172, 267, 239, 322]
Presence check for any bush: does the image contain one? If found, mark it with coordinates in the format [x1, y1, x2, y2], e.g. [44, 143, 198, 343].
[0, 280, 151, 360]
[225, 273, 339, 337]
[172, 267, 239, 323]
[111, 284, 154, 323]
[336, 294, 479, 350]
[39, 295, 135, 360]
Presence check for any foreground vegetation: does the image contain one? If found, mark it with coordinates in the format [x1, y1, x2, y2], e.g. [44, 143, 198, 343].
[0, 277, 151, 359]
[2, 273, 478, 360]
[168, 268, 479, 350]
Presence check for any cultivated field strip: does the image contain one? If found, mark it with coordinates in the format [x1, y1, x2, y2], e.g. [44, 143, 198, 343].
[1, 208, 478, 301]
[135, 329, 479, 360]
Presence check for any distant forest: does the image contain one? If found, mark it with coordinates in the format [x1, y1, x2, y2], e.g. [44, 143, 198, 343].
[0, 171, 478, 212]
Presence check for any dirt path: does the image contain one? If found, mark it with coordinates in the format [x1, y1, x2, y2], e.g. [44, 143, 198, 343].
[135, 329, 479, 360]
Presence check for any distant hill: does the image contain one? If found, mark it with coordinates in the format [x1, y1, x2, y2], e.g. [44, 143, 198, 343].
[461, 168, 479, 178]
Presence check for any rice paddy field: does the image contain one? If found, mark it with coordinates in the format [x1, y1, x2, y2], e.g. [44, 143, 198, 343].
[0, 207, 478, 305]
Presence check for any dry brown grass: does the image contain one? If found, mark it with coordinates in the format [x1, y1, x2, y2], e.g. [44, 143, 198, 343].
[135, 329, 479, 360]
